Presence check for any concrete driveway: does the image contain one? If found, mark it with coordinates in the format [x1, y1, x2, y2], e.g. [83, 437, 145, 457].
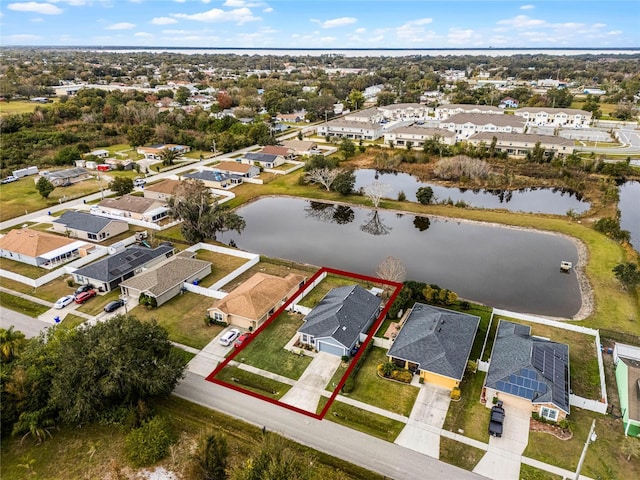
[280, 352, 342, 412]
[473, 403, 530, 480]
[188, 327, 238, 376]
[394, 383, 451, 458]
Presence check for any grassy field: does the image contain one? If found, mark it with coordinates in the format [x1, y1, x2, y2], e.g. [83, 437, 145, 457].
[0, 256, 53, 279]
[344, 347, 419, 417]
[0, 99, 58, 116]
[317, 397, 406, 442]
[0, 175, 103, 222]
[439, 437, 485, 472]
[0, 396, 382, 480]
[59, 314, 87, 330]
[0, 276, 74, 303]
[128, 290, 223, 349]
[232, 311, 312, 380]
[442, 371, 490, 442]
[216, 365, 292, 400]
[524, 407, 640, 480]
[0, 291, 50, 317]
[519, 464, 563, 480]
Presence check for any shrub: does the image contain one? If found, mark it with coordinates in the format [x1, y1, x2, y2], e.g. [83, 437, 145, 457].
[390, 369, 413, 383]
[397, 190, 406, 202]
[459, 300, 471, 310]
[125, 416, 176, 467]
[341, 376, 355, 394]
[380, 361, 396, 377]
[341, 355, 350, 363]
[467, 360, 478, 373]
[450, 387, 461, 401]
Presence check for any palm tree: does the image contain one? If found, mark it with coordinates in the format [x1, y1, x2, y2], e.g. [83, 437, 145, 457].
[0, 326, 26, 363]
[159, 147, 181, 167]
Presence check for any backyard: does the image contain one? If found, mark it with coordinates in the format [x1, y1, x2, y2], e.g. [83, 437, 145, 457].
[192, 249, 250, 288]
[226, 311, 312, 380]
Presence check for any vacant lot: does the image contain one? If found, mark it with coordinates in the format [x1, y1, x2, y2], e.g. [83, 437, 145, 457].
[228, 311, 312, 380]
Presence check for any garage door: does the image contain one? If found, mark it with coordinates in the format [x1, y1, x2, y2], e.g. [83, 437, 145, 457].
[317, 341, 344, 357]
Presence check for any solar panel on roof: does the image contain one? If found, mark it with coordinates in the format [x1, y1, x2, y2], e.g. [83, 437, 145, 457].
[497, 380, 505, 391]
[516, 376, 524, 386]
[510, 374, 518, 384]
[524, 378, 531, 388]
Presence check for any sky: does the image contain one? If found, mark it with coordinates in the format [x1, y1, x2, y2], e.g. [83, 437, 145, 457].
[1, 0, 639, 48]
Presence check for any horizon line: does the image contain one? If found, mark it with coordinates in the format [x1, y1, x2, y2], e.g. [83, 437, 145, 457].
[1, 46, 639, 51]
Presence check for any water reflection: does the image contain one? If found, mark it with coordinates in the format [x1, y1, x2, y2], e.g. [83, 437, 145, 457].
[413, 216, 431, 231]
[353, 169, 590, 214]
[360, 210, 392, 236]
[305, 201, 355, 225]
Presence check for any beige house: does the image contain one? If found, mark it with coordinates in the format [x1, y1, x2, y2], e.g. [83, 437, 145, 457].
[384, 126, 456, 148]
[0, 228, 91, 267]
[52, 211, 128, 243]
[36, 167, 92, 187]
[208, 272, 306, 331]
[213, 161, 260, 179]
[143, 179, 181, 202]
[259, 145, 295, 159]
[119, 254, 211, 307]
[467, 132, 575, 157]
[279, 140, 320, 156]
[97, 195, 169, 223]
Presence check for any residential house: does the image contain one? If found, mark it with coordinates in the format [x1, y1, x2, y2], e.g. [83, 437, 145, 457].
[72, 244, 175, 292]
[242, 152, 285, 169]
[275, 112, 306, 123]
[466, 132, 575, 157]
[136, 144, 191, 161]
[52, 211, 128, 243]
[297, 285, 382, 357]
[435, 104, 504, 119]
[346, 107, 384, 123]
[259, 145, 296, 160]
[183, 170, 237, 188]
[0, 228, 91, 267]
[280, 140, 320, 156]
[143, 179, 181, 202]
[119, 253, 211, 307]
[614, 343, 640, 437]
[513, 107, 592, 127]
[208, 272, 306, 331]
[37, 167, 92, 187]
[387, 303, 480, 390]
[97, 195, 170, 223]
[440, 113, 526, 139]
[364, 84, 384, 99]
[88, 149, 110, 158]
[499, 97, 519, 109]
[212, 161, 259, 179]
[378, 103, 431, 122]
[483, 320, 570, 422]
[384, 126, 456, 148]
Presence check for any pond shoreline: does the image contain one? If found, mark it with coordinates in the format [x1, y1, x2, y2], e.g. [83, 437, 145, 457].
[234, 194, 593, 321]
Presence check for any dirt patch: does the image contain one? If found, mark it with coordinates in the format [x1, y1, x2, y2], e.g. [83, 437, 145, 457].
[530, 418, 573, 440]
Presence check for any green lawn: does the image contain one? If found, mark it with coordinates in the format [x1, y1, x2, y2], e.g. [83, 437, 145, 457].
[439, 437, 485, 472]
[59, 314, 87, 330]
[318, 397, 405, 442]
[233, 311, 312, 380]
[0, 395, 382, 480]
[216, 365, 292, 400]
[519, 464, 563, 480]
[0, 291, 50, 317]
[76, 289, 121, 316]
[192, 249, 249, 288]
[442, 371, 489, 443]
[129, 290, 223, 350]
[0, 99, 58, 115]
[0, 276, 75, 303]
[345, 347, 419, 417]
[0, 256, 52, 279]
[523, 407, 640, 480]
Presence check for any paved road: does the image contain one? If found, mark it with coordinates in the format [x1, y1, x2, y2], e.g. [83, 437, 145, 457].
[174, 371, 487, 480]
[0, 306, 51, 338]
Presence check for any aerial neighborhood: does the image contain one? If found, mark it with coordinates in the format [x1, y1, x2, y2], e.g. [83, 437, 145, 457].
[0, 45, 639, 480]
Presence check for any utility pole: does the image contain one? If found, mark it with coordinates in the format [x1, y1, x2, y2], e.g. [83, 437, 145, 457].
[574, 419, 596, 480]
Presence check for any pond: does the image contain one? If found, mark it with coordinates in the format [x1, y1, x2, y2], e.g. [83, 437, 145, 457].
[352, 169, 590, 215]
[218, 197, 582, 318]
[619, 181, 640, 251]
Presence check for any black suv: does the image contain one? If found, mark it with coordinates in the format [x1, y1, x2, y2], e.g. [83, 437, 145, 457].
[488, 401, 505, 437]
[74, 284, 95, 296]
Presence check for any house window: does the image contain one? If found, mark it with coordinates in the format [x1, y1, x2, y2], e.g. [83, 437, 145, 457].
[88, 233, 97, 240]
[540, 407, 559, 422]
[213, 312, 224, 322]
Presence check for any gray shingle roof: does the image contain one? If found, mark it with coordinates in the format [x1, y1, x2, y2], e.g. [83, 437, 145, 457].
[183, 170, 231, 183]
[245, 152, 278, 163]
[442, 113, 526, 127]
[387, 303, 480, 381]
[53, 211, 122, 234]
[73, 245, 174, 283]
[298, 285, 381, 348]
[486, 320, 570, 413]
[46, 167, 89, 179]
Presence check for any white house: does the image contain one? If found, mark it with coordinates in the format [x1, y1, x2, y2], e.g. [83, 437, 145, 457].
[513, 107, 592, 128]
[440, 113, 526, 139]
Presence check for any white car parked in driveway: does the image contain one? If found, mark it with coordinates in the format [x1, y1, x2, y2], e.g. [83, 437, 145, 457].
[54, 295, 75, 309]
[219, 328, 241, 346]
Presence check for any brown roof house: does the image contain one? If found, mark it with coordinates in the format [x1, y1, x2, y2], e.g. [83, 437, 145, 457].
[119, 254, 211, 307]
[143, 178, 181, 202]
[97, 195, 169, 223]
[259, 145, 295, 160]
[212, 161, 260, 179]
[208, 272, 306, 331]
[279, 140, 319, 156]
[0, 228, 91, 267]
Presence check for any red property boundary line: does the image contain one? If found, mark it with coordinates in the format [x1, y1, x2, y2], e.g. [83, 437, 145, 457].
[206, 266, 403, 420]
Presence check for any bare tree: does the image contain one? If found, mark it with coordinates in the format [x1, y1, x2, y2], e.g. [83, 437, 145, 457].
[376, 256, 407, 283]
[360, 210, 392, 236]
[363, 181, 392, 209]
[306, 167, 342, 191]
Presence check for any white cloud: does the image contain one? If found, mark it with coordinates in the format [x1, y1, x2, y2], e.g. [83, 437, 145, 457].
[6, 33, 42, 42]
[107, 22, 136, 30]
[520, 4, 535, 9]
[202, 0, 211, 3]
[263, 7, 273, 13]
[319, 36, 337, 42]
[309, 18, 320, 24]
[593, 23, 607, 29]
[355, 27, 366, 34]
[173, 7, 260, 24]
[8, 2, 62, 15]
[224, 0, 262, 6]
[606, 30, 622, 35]
[134, 32, 153, 37]
[322, 17, 357, 29]
[396, 18, 434, 41]
[447, 28, 477, 45]
[162, 29, 194, 35]
[50, 0, 89, 5]
[497, 15, 546, 28]
[30, 17, 44, 22]
[174, 0, 186, 3]
[151, 17, 177, 25]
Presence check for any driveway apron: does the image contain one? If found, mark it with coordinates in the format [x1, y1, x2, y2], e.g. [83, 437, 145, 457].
[280, 352, 342, 412]
[394, 383, 451, 458]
